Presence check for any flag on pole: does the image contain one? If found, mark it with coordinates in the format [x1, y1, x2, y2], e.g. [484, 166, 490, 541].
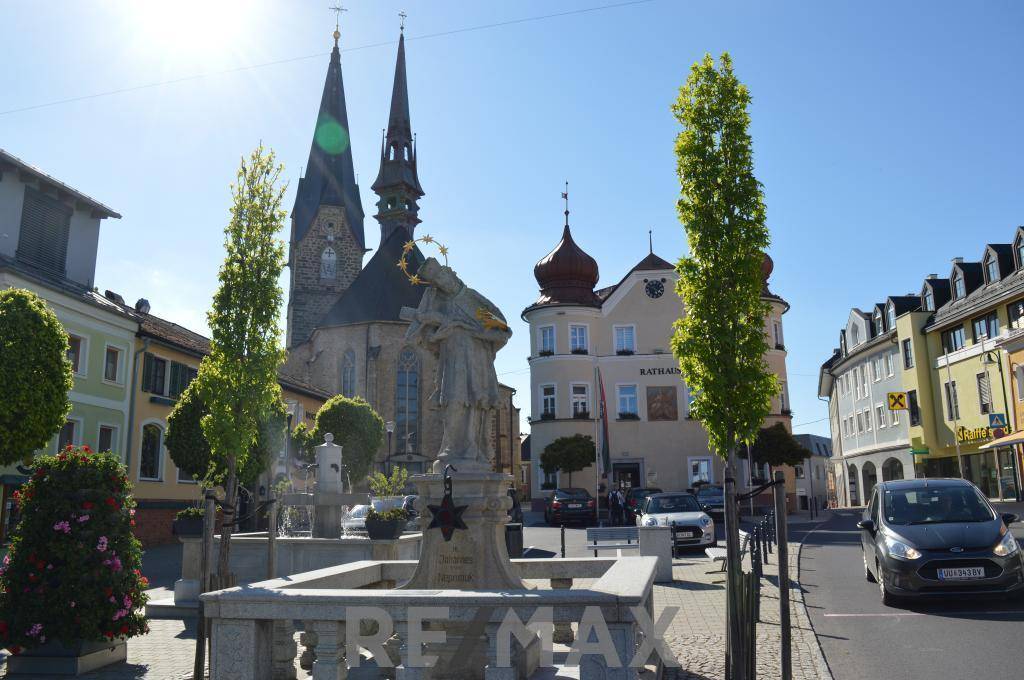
[597, 367, 611, 472]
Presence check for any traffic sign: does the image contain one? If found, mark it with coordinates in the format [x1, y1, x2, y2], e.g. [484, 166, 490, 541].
[888, 392, 908, 410]
[989, 413, 1007, 429]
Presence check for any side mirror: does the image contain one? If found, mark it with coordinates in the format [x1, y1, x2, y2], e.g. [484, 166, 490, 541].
[702, 505, 711, 512]
[1002, 513, 1019, 526]
[856, 519, 875, 533]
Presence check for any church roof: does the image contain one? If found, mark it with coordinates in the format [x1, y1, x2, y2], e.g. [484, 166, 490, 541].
[291, 38, 365, 250]
[371, 32, 423, 197]
[318, 227, 426, 327]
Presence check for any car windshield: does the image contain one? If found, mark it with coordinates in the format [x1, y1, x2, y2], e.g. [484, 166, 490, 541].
[347, 505, 369, 518]
[883, 486, 994, 525]
[558, 488, 591, 499]
[697, 487, 724, 500]
[647, 495, 701, 513]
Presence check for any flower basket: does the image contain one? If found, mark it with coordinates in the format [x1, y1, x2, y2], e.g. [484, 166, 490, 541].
[364, 516, 405, 540]
[171, 518, 203, 537]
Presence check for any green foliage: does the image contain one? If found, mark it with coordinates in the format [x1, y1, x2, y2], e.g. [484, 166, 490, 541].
[174, 506, 205, 521]
[311, 395, 385, 485]
[367, 506, 408, 522]
[540, 434, 595, 485]
[670, 53, 778, 457]
[742, 423, 811, 468]
[0, 447, 149, 650]
[165, 379, 286, 486]
[368, 467, 409, 497]
[0, 289, 73, 465]
[290, 421, 316, 463]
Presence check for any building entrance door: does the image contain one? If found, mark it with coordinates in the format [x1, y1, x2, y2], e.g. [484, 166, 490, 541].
[612, 463, 641, 489]
[997, 447, 1019, 500]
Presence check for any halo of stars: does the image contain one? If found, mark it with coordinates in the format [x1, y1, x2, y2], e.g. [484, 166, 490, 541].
[397, 234, 449, 285]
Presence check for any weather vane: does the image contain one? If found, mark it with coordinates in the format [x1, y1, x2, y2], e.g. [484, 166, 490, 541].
[399, 10, 407, 31]
[562, 181, 569, 228]
[329, 5, 347, 44]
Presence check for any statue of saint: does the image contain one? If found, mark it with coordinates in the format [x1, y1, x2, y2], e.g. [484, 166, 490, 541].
[401, 258, 511, 472]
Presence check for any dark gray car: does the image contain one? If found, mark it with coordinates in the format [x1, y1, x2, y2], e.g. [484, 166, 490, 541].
[858, 478, 1023, 605]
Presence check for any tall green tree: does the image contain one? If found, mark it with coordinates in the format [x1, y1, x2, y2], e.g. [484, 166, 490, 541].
[0, 289, 73, 464]
[540, 434, 595, 487]
[310, 395, 384, 486]
[200, 145, 288, 580]
[670, 53, 777, 679]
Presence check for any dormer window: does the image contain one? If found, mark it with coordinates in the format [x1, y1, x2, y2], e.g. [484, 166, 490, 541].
[922, 287, 934, 312]
[984, 252, 999, 284]
[873, 310, 883, 334]
[851, 325, 861, 346]
[886, 304, 896, 330]
[1016, 234, 1024, 270]
[952, 271, 966, 300]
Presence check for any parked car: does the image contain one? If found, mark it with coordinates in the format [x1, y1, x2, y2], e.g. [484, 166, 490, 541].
[624, 487, 662, 523]
[544, 488, 596, 526]
[858, 478, 1024, 605]
[696, 485, 725, 516]
[635, 492, 716, 549]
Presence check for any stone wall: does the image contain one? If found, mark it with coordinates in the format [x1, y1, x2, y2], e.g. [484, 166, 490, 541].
[134, 507, 180, 547]
[286, 206, 364, 347]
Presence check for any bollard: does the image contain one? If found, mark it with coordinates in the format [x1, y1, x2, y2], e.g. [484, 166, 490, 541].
[751, 526, 763, 578]
[560, 524, 566, 559]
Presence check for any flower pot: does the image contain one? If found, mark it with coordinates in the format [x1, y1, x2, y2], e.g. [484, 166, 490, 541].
[365, 516, 405, 540]
[172, 517, 204, 537]
[7, 638, 127, 675]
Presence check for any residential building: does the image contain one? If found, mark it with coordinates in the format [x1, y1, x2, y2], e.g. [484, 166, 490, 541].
[792, 433, 832, 511]
[281, 27, 519, 476]
[523, 212, 793, 509]
[0, 149, 130, 541]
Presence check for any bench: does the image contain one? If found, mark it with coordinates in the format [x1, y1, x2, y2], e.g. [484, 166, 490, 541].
[586, 527, 640, 557]
[705, 530, 750, 572]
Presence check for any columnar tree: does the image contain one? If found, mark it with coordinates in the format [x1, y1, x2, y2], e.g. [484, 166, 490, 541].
[200, 145, 287, 580]
[671, 53, 777, 679]
[309, 395, 384, 486]
[0, 289, 73, 464]
[745, 423, 811, 470]
[539, 434, 595, 487]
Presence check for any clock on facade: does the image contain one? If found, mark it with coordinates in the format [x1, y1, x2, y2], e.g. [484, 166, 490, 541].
[644, 278, 665, 299]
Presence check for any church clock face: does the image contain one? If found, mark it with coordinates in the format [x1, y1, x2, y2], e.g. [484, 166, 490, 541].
[644, 279, 665, 299]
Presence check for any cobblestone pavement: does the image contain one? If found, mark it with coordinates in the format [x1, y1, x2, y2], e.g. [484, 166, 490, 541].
[656, 533, 833, 680]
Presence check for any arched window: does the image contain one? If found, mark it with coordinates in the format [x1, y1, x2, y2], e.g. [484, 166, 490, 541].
[140, 423, 163, 481]
[862, 462, 878, 500]
[342, 349, 356, 397]
[882, 458, 904, 482]
[848, 464, 859, 505]
[320, 247, 337, 280]
[396, 348, 419, 454]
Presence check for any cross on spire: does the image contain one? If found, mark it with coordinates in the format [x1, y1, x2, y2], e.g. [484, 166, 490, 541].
[649, 229, 653, 254]
[562, 181, 569, 228]
[399, 10, 407, 32]
[329, 4, 347, 45]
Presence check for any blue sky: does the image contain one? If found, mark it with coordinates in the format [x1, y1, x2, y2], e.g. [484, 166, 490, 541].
[2, 1, 1023, 437]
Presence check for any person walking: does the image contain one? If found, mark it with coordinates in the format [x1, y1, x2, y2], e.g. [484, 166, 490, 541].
[608, 488, 621, 526]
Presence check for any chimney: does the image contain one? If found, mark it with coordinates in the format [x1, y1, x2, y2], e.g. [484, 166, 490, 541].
[104, 290, 125, 306]
[952, 257, 964, 264]
[926, 273, 937, 279]
[134, 298, 151, 315]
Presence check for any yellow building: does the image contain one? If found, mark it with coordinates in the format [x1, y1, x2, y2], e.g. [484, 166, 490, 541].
[117, 300, 330, 545]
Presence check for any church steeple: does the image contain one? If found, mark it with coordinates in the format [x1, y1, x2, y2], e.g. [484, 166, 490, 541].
[371, 28, 424, 244]
[291, 25, 365, 251]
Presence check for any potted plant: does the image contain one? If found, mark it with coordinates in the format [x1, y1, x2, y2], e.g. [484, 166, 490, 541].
[0, 446, 149, 674]
[172, 506, 204, 537]
[365, 468, 409, 540]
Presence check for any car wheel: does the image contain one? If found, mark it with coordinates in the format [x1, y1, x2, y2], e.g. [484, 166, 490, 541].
[864, 551, 876, 583]
[877, 561, 898, 606]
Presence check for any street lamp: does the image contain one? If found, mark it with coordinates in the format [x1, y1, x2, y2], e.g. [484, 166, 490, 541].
[385, 421, 395, 474]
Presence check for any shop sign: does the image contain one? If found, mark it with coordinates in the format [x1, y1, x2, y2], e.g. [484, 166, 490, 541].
[956, 425, 1011, 444]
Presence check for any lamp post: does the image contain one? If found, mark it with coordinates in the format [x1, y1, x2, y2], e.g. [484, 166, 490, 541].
[385, 420, 395, 475]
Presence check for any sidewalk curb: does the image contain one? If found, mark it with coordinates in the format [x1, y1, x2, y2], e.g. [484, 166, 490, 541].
[794, 520, 835, 680]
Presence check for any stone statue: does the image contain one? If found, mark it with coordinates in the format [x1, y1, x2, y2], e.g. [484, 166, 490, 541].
[400, 257, 511, 473]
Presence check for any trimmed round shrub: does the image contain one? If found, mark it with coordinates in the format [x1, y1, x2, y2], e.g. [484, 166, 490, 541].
[311, 395, 384, 485]
[0, 446, 149, 652]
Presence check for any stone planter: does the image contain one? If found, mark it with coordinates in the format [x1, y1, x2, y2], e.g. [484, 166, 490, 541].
[172, 517, 204, 537]
[6, 638, 127, 675]
[365, 516, 405, 540]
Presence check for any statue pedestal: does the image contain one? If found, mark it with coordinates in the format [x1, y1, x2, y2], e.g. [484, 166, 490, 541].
[402, 472, 531, 679]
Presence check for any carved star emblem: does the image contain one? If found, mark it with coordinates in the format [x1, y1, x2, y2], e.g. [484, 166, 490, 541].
[427, 494, 468, 542]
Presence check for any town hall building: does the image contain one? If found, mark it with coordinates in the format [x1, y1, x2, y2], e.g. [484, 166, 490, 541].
[282, 27, 519, 477]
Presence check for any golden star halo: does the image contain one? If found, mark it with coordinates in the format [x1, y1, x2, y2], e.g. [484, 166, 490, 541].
[396, 235, 450, 285]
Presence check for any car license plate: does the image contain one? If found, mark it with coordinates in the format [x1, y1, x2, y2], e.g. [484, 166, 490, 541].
[568, 503, 582, 509]
[937, 566, 985, 580]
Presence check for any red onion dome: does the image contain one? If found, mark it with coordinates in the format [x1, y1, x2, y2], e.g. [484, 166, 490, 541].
[533, 225, 600, 306]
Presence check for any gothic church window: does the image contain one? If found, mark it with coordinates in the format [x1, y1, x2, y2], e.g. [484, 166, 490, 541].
[321, 247, 337, 280]
[342, 350, 356, 397]
[396, 348, 419, 454]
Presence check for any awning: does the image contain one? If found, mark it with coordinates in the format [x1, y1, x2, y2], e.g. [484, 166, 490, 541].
[980, 431, 1024, 449]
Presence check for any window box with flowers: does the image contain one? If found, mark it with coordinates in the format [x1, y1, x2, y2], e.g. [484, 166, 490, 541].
[538, 350, 555, 357]
[618, 412, 640, 421]
[572, 411, 591, 420]
[571, 348, 589, 355]
[540, 412, 556, 421]
[616, 350, 635, 356]
[0, 446, 149, 674]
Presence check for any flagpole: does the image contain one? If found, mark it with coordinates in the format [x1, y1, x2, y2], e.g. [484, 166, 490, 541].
[594, 362, 602, 526]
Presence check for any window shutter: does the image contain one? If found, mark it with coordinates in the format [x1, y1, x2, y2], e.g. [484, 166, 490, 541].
[978, 373, 993, 411]
[16, 187, 72, 278]
[142, 353, 155, 393]
[169, 362, 183, 397]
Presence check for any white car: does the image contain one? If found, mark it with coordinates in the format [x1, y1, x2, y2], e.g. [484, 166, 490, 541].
[635, 492, 716, 548]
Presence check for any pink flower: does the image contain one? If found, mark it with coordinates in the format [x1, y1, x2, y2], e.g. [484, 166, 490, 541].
[26, 623, 42, 637]
[96, 536, 108, 552]
[77, 515, 90, 523]
[108, 596, 116, 604]
[122, 595, 132, 608]
[52, 521, 71, 534]
[70, 601, 75, 608]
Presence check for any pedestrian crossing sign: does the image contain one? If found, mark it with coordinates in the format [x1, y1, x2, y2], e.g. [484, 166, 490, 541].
[887, 392, 908, 410]
[989, 413, 1007, 429]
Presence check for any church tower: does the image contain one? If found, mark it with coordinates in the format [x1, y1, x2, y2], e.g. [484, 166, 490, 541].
[286, 26, 366, 348]
[371, 29, 424, 243]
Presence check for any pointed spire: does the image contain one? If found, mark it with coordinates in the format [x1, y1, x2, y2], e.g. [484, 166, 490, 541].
[372, 21, 424, 244]
[292, 19, 365, 249]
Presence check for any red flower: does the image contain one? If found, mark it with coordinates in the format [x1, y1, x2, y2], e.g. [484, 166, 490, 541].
[130, 520, 135, 527]
[104, 631, 113, 640]
[104, 586, 113, 597]
[118, 624, 129, 634]
[104, 497, 118, 508]
[82, 445, 91, 452]
[81, 501, 94, 510]
[9, 644, 22, 655]
[64, 444, 73, 451]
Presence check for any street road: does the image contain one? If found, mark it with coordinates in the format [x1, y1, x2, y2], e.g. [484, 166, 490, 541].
[520, 515, 727, 558]
[800, 508, 1024, 680]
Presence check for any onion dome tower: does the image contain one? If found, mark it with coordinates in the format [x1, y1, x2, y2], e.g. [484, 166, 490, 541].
[531, 185, 600, 307]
